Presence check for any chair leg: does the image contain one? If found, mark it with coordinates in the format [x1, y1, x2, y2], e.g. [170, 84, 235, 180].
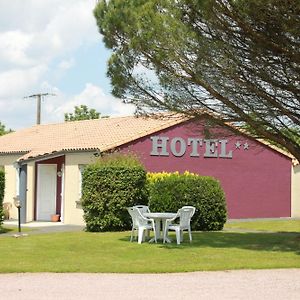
[138, 228, 144, 244]
[188, 228, 192, 242]
[163, 227, 166, 244]
[130, 227, 135, 242]
[180, 230, 183, 242]
[163, 222, 168, 244]
[175, 228, 181, 245]
[152, 221, 157, 243]
[142, 232, 146, 242]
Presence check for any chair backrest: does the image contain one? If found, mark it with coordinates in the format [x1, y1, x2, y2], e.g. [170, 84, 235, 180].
[181, 206, 196, 217]
[127, 207, 149, 227]
[133, 205, 150, 214]
[179, 206, 196, 228]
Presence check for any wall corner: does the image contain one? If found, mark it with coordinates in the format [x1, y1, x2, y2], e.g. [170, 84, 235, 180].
[291, 164, 300, 218]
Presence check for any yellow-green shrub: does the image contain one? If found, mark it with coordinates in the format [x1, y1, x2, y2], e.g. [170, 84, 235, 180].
[147, 171, 227, 231]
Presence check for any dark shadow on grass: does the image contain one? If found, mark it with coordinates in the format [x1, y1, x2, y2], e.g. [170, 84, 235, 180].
[223, 228, 300, 234]
[162, 232, 300, 255]
[0, 227, 14, 234]
[276, 231, 300, 234]
[120, 231, 300, 255]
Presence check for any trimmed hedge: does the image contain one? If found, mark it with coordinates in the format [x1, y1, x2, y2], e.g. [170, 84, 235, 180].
[147, 172, 227, 231]
[81, 154, 148, 232]
[0, 169, 5, 226]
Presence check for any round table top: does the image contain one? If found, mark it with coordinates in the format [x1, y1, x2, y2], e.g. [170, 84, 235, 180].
[143, 212, 177, 219]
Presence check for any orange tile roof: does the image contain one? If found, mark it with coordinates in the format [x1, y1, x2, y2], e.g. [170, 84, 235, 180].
[0, 114, 187, 161]
[0, 113, 296, 164]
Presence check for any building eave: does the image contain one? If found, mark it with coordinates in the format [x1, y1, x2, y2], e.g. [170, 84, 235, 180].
[17, 148, 101, 163]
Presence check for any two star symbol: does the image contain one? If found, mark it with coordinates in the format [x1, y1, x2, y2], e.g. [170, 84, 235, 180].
[235, 141, 249, 150]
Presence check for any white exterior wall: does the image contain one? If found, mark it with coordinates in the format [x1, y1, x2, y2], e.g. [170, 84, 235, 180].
[25, 161, 35, 222]
[0, 156, 35, 222]
[291, 164, 300, 218]
[1, 155, 21, 219]
[63, 152, 96, 225]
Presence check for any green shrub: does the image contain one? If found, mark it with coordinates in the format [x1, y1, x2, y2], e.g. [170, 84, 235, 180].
[147, 171, 227, 231]
[0, 169, 5, 226]
[81, 153, 148, 232]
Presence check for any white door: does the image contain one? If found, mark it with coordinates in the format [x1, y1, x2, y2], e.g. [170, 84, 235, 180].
[37, 164, 57, 221]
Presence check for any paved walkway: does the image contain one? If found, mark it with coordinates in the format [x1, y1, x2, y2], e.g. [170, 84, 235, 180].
[1, 220, 84, 237]
[0, 269, 300, 299]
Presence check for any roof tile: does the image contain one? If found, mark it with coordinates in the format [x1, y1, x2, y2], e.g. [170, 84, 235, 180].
[0, 115, 186, 161]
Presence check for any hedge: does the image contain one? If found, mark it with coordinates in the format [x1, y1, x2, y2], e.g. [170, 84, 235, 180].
[147, 171, 227, 231]
[81, 154, 148, 232]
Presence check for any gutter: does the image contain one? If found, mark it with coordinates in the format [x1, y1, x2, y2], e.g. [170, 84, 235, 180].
[17, 148, 102, 164]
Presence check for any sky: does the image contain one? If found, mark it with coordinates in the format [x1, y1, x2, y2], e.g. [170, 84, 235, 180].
[0, 0, 135, 130]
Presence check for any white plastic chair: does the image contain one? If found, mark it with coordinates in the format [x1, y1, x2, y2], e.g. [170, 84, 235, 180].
[127, 207, 157, 244]
[163, 206, 196, 245]
[133, 205, 151, 238]
[133, 205, 150, 214]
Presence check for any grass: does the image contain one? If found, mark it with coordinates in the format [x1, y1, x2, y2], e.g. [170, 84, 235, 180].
[0, 226, 32, 234]
[0, 220, 299, 273]
[224, 219, 300, 232]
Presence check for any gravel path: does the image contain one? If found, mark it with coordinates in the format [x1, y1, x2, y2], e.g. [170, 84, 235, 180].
[1, 269, 300, 300]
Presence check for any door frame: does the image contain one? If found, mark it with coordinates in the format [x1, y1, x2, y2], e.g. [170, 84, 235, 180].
[34, 155, 65, 221]
[19, 164, 27, 223]
[36, 164, 57, 221]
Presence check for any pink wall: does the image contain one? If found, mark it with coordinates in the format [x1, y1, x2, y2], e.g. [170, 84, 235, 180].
[120, 120, 291, 219]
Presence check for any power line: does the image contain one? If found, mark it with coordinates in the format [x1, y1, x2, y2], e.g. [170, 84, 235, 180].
[24, 93, 56, 125]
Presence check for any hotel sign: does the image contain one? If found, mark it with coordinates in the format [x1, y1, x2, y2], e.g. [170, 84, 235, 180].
[150, 136, 249, 159]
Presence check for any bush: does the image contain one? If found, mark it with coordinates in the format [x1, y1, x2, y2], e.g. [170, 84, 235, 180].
[147, 171, 227, 231]
[81, 153, 148, 232]
[0, 169, 5, 226]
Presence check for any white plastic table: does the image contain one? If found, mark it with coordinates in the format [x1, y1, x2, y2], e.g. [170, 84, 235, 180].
[143, 212, 177, 243]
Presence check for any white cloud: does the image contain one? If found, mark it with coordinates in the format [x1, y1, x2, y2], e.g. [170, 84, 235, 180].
[32, 1, 99, 62]
[1, 0, 99, 66]
[0, 65, 47, 99]
[43, 83, 135, 124]
[0, 0, 129, 130]
[0, 31, 34, 67]
[0, 0, 136, 130]
[58, 58, 75, 71]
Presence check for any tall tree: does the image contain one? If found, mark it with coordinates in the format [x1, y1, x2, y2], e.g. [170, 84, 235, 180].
[94, 0, 300, 161]
[65, 105, 101, 122]
[0, 121, 12, 136]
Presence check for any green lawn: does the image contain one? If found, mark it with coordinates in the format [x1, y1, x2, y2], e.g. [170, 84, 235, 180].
[0, 226, 32, 235]
[224, 219, 300, 232]
[0, 219, 299, 273]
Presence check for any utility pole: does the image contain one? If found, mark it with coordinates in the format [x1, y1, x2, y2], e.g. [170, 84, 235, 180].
[24, 93, 56, 125]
